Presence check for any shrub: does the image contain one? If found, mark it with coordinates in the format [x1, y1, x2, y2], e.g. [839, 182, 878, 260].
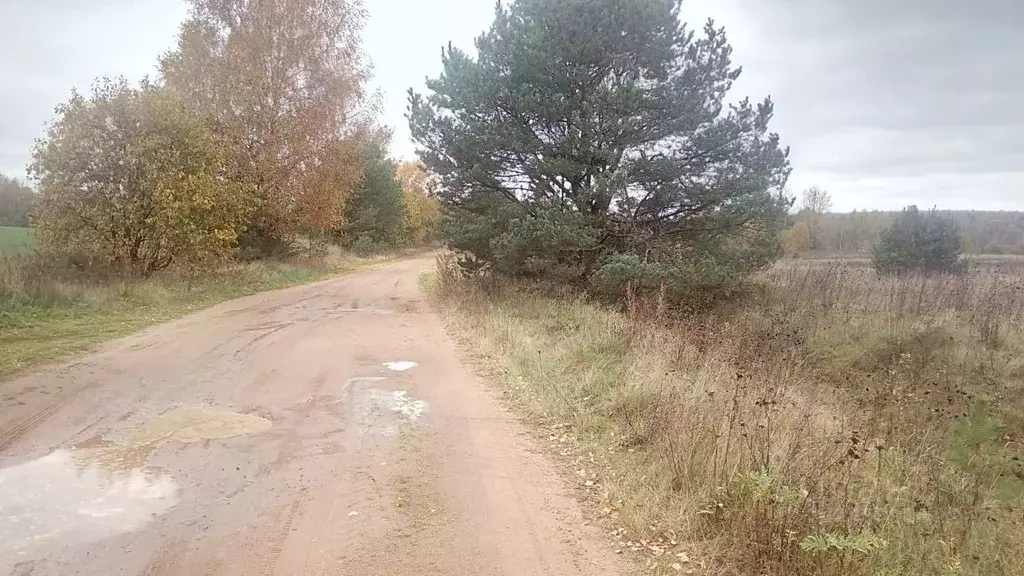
[351, 235, 390, 256]
[873, 206, 964, 275]
[30, 78, 250, 276]
[590, 249, 764, 310]
[0, 253, 69, 306]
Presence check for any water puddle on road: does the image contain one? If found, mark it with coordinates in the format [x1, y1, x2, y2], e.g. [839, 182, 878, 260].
[364, 389, 428, 421]
[0, 408, 271, 565]
[343, 373, 430, 447]
[0, 446, 178, 564]
[383, 361, 418, 372]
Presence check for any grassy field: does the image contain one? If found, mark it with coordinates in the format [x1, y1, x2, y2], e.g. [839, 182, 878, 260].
[0, 226, 34, 252]
[432, 255, 1024, 576]
[0, 249, 394, 378]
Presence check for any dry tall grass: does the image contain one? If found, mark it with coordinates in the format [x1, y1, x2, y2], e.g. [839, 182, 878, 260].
[433, 254, 1024, 576]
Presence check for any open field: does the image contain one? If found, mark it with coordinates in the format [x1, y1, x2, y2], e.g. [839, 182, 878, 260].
[433, 256, 1024, 576]
[0, 226, 34, 252]
[0, 249, 402, 378]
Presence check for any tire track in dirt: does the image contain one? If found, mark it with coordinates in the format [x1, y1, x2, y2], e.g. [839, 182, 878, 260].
[255, 496, 305, 576]
[231, 323, 291, 358]
[0, 382, 99, 450]
[244, 370, 328, 576]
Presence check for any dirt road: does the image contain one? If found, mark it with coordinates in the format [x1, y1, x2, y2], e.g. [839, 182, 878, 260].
[0, 257, 630, 575]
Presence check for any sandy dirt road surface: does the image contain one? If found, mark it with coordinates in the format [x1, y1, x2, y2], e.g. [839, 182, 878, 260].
[0, 257, 631, 575]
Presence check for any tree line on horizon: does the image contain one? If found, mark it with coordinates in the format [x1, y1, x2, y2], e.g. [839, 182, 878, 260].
[0, 174, 34, 227]
[782, 200, 1024, 257]
[8, 168, 1019, 259]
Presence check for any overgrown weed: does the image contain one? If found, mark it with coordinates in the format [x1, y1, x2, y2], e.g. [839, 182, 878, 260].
[433, 255, 1024, 575]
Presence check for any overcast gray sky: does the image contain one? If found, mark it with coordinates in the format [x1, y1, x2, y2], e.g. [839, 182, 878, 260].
[1, 0, 1021, 211]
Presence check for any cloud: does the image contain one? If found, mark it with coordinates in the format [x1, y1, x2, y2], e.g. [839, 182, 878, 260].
[686, 0, 1024, 210]
[362, 0, 495, 160]
[0, 0, 187, 179]
[2, 0, 1021, 211]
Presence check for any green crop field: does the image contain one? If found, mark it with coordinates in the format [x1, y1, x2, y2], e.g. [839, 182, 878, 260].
[0, 226, 35, 252]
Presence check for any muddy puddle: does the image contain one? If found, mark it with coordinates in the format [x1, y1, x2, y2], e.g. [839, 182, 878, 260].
[132, 409, 272, 444]
[383, 361, 417, 371]
[335, 375, 430, 452]
[0, 447, 177, 564]
[365, 389, 428, 420]
[343, 377, 428, 424]
[0, 409, 271, 565]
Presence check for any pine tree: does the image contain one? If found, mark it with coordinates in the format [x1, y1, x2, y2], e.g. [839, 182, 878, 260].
[873, 206, 964, 275]
[343, 138, 405, 252]
[408, 0, 791, 299]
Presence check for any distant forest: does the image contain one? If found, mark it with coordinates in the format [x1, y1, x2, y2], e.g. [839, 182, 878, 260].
[808, 210, 1024, 255]
[0, 174, 33, 227]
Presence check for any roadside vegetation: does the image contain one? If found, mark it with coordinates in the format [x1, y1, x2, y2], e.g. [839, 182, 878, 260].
[0, 0, 439, 376]
[418, 0, 1023, 574]
[435, 256, 1024, 576]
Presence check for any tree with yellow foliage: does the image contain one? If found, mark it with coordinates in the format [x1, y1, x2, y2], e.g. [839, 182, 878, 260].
[30, 78, 250, 275]
[160, 0, 371, 247]
[781, 220, 812, 256]
[396, 161, 440, 245]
